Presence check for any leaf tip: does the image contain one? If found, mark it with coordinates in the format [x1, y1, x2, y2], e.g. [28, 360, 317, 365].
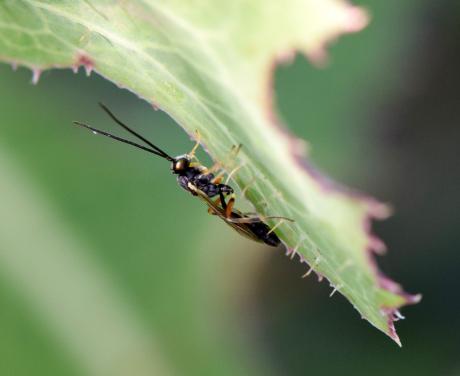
[388, 320, 403, 347]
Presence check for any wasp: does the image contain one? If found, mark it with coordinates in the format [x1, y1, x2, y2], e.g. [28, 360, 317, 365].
[74, 104, 291, 247]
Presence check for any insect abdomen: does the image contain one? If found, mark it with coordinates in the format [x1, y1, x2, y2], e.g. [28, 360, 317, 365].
[248, 222, 280, 247]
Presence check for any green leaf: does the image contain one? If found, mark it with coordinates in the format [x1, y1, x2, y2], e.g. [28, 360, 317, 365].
[0, 0, 420, 344]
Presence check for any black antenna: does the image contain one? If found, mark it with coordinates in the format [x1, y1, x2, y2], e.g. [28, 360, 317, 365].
[98, 103, 173, 161]
[73, 121, 173, 160]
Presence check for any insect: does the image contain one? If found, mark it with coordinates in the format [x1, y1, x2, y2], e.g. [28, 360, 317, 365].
[74, 103, 291, 246]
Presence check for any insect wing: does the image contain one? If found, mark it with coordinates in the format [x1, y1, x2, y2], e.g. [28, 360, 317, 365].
[188, 183, 263, 243]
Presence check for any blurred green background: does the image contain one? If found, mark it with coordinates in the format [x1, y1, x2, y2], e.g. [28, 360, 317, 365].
[0, 1, 459, 375]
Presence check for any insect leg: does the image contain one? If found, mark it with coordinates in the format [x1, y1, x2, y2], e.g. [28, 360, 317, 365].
[207, 144, 242, 175]
[188, 130, 201, 157]
[267, 219, 286, 235]
[231, 144, 242, 159]
[241, 177, 256, 197]
[207, 197, 221, 215]
[211, 173, 224, 184]
[218, 190, 228, 210]
[206, 158, 225, 174]
[225, 163, 244, 185]
[224, 194, 236, 218]
[216, 188, 239, 219]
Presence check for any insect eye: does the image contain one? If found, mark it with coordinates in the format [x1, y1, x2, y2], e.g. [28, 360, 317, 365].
[173, 158, 189, 172]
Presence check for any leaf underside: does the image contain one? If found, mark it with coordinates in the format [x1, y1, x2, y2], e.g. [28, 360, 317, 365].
[0, 0, 420, 344]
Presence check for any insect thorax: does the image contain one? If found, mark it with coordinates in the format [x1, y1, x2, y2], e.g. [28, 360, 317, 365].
[177, 169, 232, 198]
